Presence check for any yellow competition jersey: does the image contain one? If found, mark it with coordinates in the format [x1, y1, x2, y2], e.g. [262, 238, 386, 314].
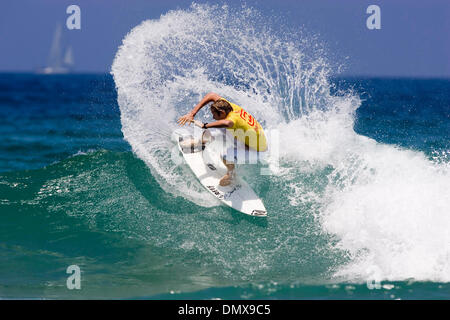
[221, 98, 267, 152]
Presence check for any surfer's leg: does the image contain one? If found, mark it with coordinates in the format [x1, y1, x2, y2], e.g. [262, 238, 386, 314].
[180, 129, 216, 148]
[219, 159, 235, 186]
[219, 142, 236, 186]
[179, 137, 204, 148]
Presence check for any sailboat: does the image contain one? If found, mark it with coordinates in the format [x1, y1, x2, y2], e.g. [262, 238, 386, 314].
[37, 24, 74, 74]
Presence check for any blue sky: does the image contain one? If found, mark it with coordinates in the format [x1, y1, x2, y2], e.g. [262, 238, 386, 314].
[1, 0, 449, 77]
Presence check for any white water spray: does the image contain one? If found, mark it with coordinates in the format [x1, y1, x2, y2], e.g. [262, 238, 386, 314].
[112, 3, 450, 283]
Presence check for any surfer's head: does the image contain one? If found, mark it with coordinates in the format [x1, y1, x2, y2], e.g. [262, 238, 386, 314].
[210, 100, 232, 120]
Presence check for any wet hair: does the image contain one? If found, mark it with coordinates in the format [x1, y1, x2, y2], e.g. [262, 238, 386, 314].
[211, 99, 233, 115]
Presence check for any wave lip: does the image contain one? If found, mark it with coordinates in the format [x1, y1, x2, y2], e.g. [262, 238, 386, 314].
[111, 3, 333, 207]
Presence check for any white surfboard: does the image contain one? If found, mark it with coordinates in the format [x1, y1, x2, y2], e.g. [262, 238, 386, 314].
[175, 130, 267, 217]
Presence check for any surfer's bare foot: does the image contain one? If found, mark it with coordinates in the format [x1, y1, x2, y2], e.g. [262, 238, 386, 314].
[219, 161, 235, 186]
[219, 172, 234, 186]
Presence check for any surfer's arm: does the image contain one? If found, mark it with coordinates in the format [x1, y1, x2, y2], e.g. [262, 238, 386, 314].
[177, 92, 221, 126]
[190, 92, 221, 117]
[204, 119, 234, 129]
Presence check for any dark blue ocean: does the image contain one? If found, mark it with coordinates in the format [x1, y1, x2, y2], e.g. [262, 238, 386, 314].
[0, 73, 448, 299]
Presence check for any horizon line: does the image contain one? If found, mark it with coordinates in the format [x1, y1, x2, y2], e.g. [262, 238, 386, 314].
[0, 71, 449, 80]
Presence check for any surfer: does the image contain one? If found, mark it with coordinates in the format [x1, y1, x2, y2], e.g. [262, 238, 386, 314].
[178, 92, 267, 186]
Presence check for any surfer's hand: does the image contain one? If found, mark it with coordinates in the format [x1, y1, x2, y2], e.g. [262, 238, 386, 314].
[177, 113, 194, 126]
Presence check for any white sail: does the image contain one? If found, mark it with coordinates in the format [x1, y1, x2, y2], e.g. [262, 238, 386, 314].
[47, 24, 63, 69]
[64, 46, 74, 66]
[38, 24, 74, 74]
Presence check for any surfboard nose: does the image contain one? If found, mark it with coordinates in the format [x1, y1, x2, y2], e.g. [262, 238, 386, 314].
[171, 128, 190, 143]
